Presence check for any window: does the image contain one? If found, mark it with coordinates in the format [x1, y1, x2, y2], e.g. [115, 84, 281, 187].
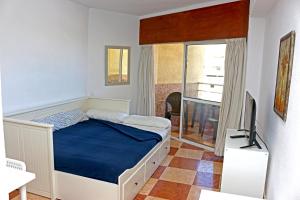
[182, 42, 226, 147]
[184, 43, 226, 102]
[105, 46, 130, 85]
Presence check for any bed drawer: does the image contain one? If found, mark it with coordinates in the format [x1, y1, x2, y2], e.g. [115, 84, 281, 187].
[123, 165, 145, 200]
[145, 148, 160, 180]
[160, 138, 170, 162]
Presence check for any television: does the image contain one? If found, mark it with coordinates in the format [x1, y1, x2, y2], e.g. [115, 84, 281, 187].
[231, 91, 261, 149]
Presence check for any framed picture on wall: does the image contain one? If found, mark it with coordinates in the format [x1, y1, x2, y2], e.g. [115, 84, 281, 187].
[273, 31, 296, 121]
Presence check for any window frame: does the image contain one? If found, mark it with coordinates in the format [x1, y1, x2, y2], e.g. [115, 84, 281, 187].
[105, 45, 131, 86]
[183, 40, 227, 104]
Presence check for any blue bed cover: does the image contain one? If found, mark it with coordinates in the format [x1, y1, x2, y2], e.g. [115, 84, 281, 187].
[53, 119, 162, 184]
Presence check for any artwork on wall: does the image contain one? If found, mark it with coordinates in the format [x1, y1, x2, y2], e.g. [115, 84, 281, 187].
[274, 31, 296, 121]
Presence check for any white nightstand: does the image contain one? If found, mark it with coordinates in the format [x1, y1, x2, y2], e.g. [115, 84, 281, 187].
[221, 129, 269, 198]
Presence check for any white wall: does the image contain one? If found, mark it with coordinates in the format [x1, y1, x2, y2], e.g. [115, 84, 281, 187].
[87, 9, 139, 113]
[0, 0, 89, 114]
[0, 78, 7, 199]
[245, 17, 266, 106]
[257, 0, 300, 199]
[0, 78, 5, 166]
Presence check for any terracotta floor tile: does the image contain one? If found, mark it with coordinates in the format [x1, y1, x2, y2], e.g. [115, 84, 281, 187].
[9, 190, 19, 199]
[11, 196, 19, 200]
[135, 194, 147, 200]
[197, 160, 223, 174]
[175, 148, 204, 160]
[171, 130, 180, 138]
[187, 185, 202, 200]
[169, 147, 179, 155]
[170, 139, 182, 148]
[169, 157, 201, 171]
[160, 167, 196, 185]
[202, 152, 223, 162]
[160, 155, 174, 167]
[149, 180, 191, 200]
[152, 166, 167, 179]
[27, 193, 49, 200]
[11, 193, 49, 200]
[181, 143, 205, 150]
[140, 178, 158, 195]
[193, 172, 221, 189]
[145, 196, 169, 200]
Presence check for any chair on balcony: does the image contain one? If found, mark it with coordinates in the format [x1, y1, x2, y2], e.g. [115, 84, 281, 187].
[191, 102, 206, 133]
[200, 104, 220, 139]
[191, 103, 219, 139]
[165, 92, 182, 120]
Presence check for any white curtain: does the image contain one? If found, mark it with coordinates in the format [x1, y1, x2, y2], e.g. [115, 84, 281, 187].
[137, 45, 155, 116]
[215, 38, 247, 156]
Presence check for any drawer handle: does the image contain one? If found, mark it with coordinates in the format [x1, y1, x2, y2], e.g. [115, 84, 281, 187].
[135, 182, 138, 186]
[152, 161, 156, 165]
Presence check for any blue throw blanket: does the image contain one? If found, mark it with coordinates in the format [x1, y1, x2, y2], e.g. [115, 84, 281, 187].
[53, 119, 162, 184]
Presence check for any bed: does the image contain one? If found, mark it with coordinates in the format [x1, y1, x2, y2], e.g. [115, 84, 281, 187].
[54, 119, 162, 184]
[3, 98, 171, 200]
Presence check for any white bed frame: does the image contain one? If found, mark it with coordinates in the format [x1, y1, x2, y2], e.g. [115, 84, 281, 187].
[3, 97, 170, 200]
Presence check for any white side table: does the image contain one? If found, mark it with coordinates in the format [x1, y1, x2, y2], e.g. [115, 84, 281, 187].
[3, 167, 35, 199]
[200, 190, 265, 200]
[221, 129, 269, 198]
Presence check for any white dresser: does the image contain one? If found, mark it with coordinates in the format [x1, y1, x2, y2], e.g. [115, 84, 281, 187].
[221, 129, 269, 198]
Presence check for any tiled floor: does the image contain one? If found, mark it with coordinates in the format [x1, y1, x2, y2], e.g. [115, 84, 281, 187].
[134, 139, 223, 200]
[10, 139, 223, 200]
[171, 122, 217, 148]
[182, 123, 217, 148]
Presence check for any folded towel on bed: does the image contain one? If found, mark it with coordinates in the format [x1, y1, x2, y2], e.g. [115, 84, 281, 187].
[123, 115, 171, 129]
[87, 109, 128, 123]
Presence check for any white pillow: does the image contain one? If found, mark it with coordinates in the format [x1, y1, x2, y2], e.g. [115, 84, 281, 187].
[123, 115, 171, 129]
[87, 109, 128, 123]
[33, 109, 88, 131]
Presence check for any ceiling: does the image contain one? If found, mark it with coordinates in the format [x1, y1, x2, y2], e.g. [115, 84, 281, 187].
[251, 0, 278, 17]
[71, 0, 237, 16]
[71, 0, 278, 17]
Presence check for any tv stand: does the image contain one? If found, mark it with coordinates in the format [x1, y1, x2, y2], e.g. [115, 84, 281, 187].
[240, 139, 262, 149]
[230, 135, 249, 139]
[237, 129, 249, 132]
[229, 129, 249, 139]
[230, 130, 261, 149]
[221, 129, 269, 198]
[230, 129, 249, 139]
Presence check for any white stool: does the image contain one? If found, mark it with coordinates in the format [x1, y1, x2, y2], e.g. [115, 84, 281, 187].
[6, 158, 27, 200]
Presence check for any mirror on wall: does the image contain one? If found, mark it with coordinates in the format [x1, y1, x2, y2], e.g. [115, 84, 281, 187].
[105, 46, 130, 86]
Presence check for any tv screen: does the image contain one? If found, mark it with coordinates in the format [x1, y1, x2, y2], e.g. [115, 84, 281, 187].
[243, 91, 261, 149]
[244, 91, 254, 133]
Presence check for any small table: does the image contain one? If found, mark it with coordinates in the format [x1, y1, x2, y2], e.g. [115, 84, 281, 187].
[2, 167, 35, 199]
[221, 129, 269, 198]
[200, 190, 265, 200]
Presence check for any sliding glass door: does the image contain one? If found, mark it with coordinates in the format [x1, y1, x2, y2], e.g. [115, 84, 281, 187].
[181, 42, 226, 148]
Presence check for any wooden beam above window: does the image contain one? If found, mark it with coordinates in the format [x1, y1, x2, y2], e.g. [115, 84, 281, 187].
[139, 0, 250, 45]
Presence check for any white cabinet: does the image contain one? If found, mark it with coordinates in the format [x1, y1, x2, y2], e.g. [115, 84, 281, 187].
[221, 129, 269, 198]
